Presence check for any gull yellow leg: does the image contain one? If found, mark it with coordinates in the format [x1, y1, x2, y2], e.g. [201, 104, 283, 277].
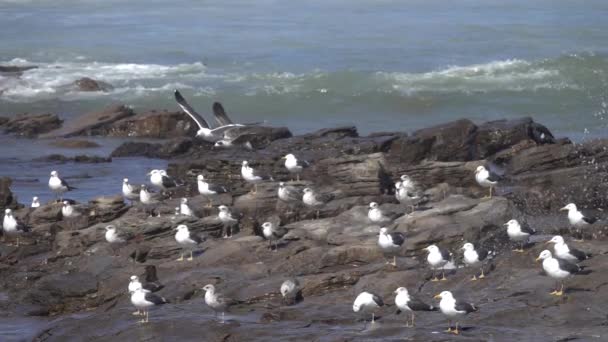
[176, 252, 184, 261]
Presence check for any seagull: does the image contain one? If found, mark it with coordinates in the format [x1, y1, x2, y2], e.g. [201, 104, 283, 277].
[148, 169, 178, 196]
[128, 275, 164, 316]
[434, 291, 477, 335]
[280, 278, 301, 305]
[378, 227, 405, 266]
[179, 198, 194, 217]
[261, 221, 288, 251]
[283, 154, 310, 181]
[547, 235, 590, 263]
[48, 170, 75, 201]
[368, 202, 401, 224]
[560, 203, 598, 241]
[536, 249, 582, 296]
[395, 175, 425, 213]
[394, 287, 436, 327]
[31, 196, 40, 208]
[2, 209, 29, 246]
[139, 184, 159, 216]
[241, 160, 273, 194]
[218, 205, 239, 238]
[174, 89, 245, 143]
[424, 245, 452, 281]
[474, 165, 500, 198]
[122, 178, 140, 205]
[130, 288, 167, 323]
[104, 224, 130, 244]
[278, 182, 302, 204]
[197, 174, 228, 208]
[461, 242, 494, 281]
[174, 224, 204, 261]
[505, 219, 536, 252]
[353, 291, 384, 324]
[202, 284, 234, 323]
[302, 187, 334, 219]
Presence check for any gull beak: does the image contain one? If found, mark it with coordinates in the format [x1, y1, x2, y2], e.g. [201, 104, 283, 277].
[281, 156, 286, 159]
[535, 257, 541, 262]
[503, 223, 509, 226]
[433, 294, 442, 299]
[559, 207, 568, 211]
[545, 241, 552, 244]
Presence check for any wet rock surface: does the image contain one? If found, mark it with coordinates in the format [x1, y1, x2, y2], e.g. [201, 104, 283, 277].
[72, 77, 113, 92]
[1, 117, 608, 341]
[0, 113, 62, 137]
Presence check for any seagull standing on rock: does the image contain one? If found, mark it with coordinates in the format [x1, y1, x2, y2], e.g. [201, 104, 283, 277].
[302, 187, 334, 219]
[434, 291, 477, 335]
[547, 235, 590, 263]
[128, 275, 164, 316]
[536, 249, 582, 296]
[218, 205, 239, 238]
[461, 242, 494, 280]
[48, 170, 75, 201]
[174, 224, 204, 261]
[378, 227, 405, 266]
[122, 178, 140, 205]
[179, 198, 194, 217]
[474, 165, 500, 198]
[3, 209, 29, 246]
[353, 291, 384, 324]
[202, 284, 233, 323]
[130, 288, 167, 323]
[197, 174, 228, 208]
[424, 245, 452, 281]
[262, 222, 288, 251]
[280, 278, 300, 305]
[31, 196, 40, 208]
[394, 287, 436, 327]
[505, 219, 536, 252]
[104, 224, 129, 244]
[560, 203, 598, 241]
[283, 153, 309, 181]
[139, 184, 159, 217]
[278, 182, 301, 204]
[241, 161, 273, 194]
[368, 202, 400, 224]
[148, 170, 178, 197]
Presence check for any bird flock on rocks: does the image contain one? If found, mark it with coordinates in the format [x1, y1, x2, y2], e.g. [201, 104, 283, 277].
[1, 92, 600, 335]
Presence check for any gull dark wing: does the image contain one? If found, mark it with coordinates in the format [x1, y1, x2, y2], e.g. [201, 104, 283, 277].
[520, 222, 536, 235]
[487, 171, 502, 182]
[297, 159, 311, 168]
[568, 247, 589, 262]
[389, 232, 405, 246]
[317, 192, 335, 203]
[209, 183, 228, 194]
[477, 249, 490, 261]
[408, 295, 436, 311]
[371, 293, 384, 307]
[212, 102, 235, 126]
[557, 258, 581, 274]
[161, 175, 177, 188]
[174, 89, 211, 129]
[144, 292, 168, 305]
[439, 248, 452, 262]
[454, 300, 477, 313]
[61, 177, 76, 191]
[528, 122, 555, 144]
[582, 215, 597, 224]
[190, 233, 205, 245]
[272, 227, 288, 239]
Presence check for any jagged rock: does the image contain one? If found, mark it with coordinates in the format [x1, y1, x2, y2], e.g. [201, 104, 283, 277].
[33, 154, 111, 163]
[73, 77, 113, 92]
[0, 177, 20, 209]
[49, 139, 100, 148]
[39, 105, 135, 138]
[98, 110, 198, 138]
[1, 113, 62, 137]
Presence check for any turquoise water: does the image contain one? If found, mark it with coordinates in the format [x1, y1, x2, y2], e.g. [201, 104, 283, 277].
[1, 0, 608, 137]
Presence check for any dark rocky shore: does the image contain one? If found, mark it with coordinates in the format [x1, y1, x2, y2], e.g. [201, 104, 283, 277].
[1, 106, 608, 341]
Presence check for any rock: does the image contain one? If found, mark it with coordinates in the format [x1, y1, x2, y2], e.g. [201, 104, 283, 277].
[110, 138, 202, 158]
[0, 65, 37, 73]
[0, 177, 20, 209]
[73, 77, 113, 92]
[411, 118, 478, 161]
[97, 110, 198, 138]
[49, 139, 101, 148]
[39, 105, 135, 138]
[32, 154, 111, 163]
[474, 117, 554, 158]
[1, 113, 62, 137]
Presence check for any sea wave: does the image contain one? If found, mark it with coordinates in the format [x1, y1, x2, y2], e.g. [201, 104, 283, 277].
[0, 54, 605, 103]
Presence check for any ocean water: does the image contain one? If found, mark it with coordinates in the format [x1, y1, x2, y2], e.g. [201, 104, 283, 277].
[1, 0, 607, 138]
